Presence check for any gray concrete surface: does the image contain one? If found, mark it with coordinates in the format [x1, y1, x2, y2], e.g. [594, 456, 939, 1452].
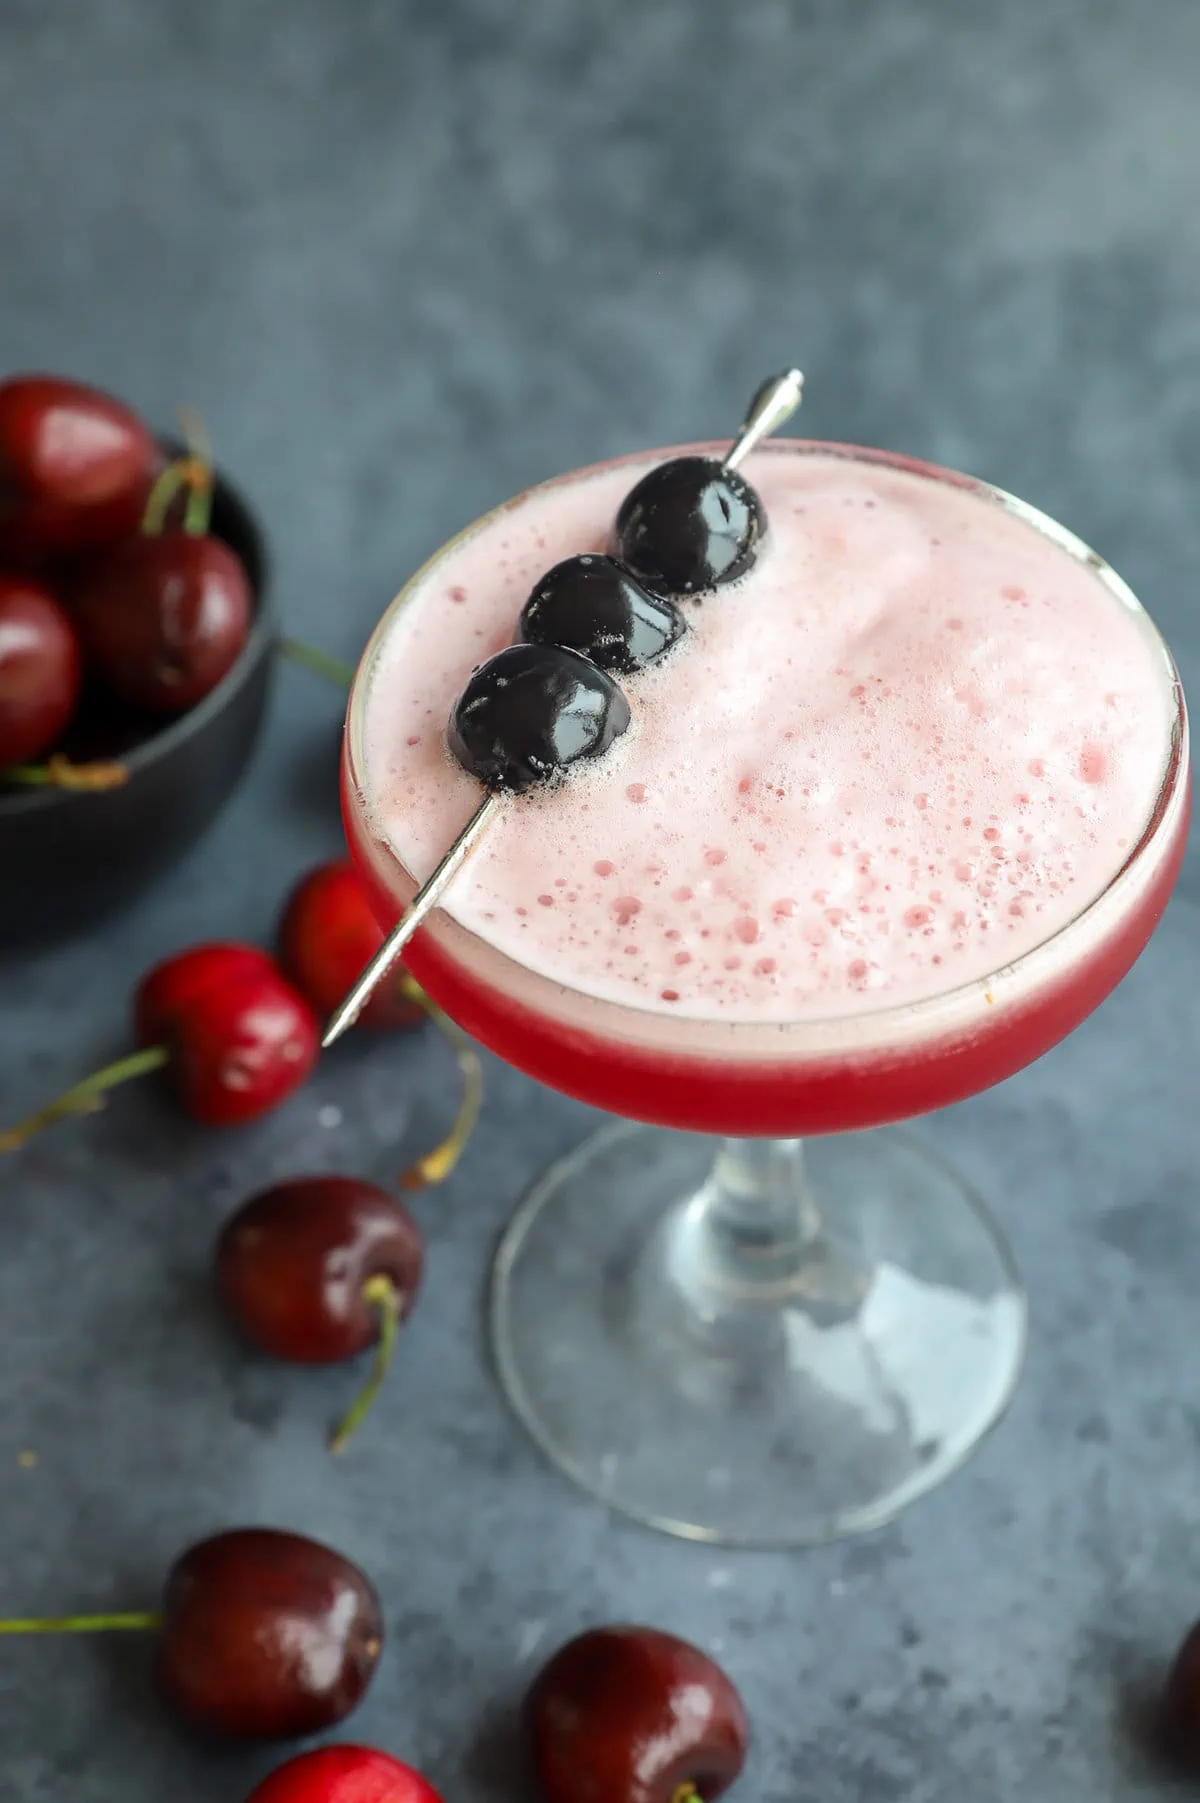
[1, 1, 1199, 1798]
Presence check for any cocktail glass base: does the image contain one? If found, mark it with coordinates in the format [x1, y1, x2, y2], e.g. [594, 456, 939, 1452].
[490, 1120, 1026, 1546]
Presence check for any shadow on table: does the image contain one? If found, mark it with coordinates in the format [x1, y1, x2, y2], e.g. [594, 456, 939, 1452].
[461, 1695, 534, 1803]
[283, 717, 345, 834]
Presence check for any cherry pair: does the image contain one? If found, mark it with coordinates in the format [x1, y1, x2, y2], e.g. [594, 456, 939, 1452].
[0, 375, 251, 786]
[0, 857, 474, 1154]
[240, 1622, 748, 1803]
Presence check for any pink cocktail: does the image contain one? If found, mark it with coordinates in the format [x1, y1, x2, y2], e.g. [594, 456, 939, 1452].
[344, 439, 1189, 1545]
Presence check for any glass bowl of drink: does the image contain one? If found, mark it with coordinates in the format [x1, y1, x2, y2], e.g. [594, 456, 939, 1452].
[337, 409, 1189, 1547]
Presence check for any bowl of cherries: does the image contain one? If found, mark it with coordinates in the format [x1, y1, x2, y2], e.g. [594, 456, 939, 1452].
[0, 372, 275, 946]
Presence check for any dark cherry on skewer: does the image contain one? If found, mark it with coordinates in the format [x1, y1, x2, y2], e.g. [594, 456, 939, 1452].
[280, 860, 426, 1031]
[217, 1175, 424, 1452]
[0, 575, 81, 765]
[0, 373, 161, 562]
[322, 375, 798, 1047]
[519, 554, 687, 674]
[0, 942, 319, 1152]
[448, 642, 631, 794]
[320, 596, 638, 1045]
[245, 1746, 444, 1803]
[613, 456, 766, 596]
[527, 1624, 749, 1803]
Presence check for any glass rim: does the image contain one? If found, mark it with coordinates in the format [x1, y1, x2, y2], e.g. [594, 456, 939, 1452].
[345, 437, 1189, 1048]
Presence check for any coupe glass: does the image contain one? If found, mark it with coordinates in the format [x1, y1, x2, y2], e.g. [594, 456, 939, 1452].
[343, 443, 1190, 1547]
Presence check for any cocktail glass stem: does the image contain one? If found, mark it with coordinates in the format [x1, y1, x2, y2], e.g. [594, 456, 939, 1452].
[491, 1121, 1026, 1546]
[666, 1137, 823, 1302]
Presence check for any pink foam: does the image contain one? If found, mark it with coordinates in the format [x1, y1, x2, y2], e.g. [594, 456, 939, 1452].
[363, 445, 1174, 1022]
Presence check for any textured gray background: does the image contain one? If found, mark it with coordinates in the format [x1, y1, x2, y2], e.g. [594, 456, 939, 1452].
[1, 2, 1199, 1799]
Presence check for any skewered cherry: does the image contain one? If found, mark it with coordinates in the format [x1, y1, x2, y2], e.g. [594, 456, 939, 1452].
[519, 554, 687, 674]
[448, 642, 631, 794]
[613, 456, 765, 595]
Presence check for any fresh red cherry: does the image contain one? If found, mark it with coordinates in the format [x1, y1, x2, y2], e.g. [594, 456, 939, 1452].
[279, 860, 426, 1031]
[157, 1528, 382, 1739]
[134, 942, 281, 1038]
[245, 1746, 443, 1803]
[278, 858, 484, 1191]
[0, 942, 319, 1152]
[136, 945, 320, 1126]
[0, 373, 160, 560]
[527, 1625, 749, 1803]
[217, 1175, 424, 1452]
[0, 574, 81, 765]
[0, 1528, 382, 1741]
[141, 956, 320, 1125]
[72, 528, 251, 714]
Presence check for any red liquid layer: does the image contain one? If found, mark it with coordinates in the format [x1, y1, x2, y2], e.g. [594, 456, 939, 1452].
[344, 755, 1190, 1136]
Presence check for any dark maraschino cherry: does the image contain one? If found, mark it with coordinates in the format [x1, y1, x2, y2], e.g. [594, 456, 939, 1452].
[245, 1746, 444, 1803]
[519, 554, 687, 675]
[0, 943, 319, 1152]
[0, 575, 81, 765]
[0, 1528, 382, 1741]
[217, 1175, 424, 1453]
[448, 641, 631, 794]
[0, 373, 161, 561]
[321, 373, 804, 1045]
[613, 456, 766, 597]
[527, 1624, 749, 1803]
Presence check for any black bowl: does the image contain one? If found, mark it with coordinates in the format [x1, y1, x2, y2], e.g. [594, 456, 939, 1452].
[0, 460, 275, 948]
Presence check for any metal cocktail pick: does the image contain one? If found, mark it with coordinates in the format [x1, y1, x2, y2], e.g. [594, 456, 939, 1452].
[724, 367, 804, 471]
[320, 368, 805, 1049]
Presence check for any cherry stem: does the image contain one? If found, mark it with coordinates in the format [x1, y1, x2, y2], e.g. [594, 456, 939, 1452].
[329, 1274, 399, 1455]
[277, 635, 356, 689]
[0, 1045, 170, 1154]
[142, 451, 213, 539]
[397, 977, 484, 1188]
[179, 408, 215, 536]
[0, 1612, 161, 1635]
[1, 755, 129, 793]
[670, 1787, 699, 1803]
